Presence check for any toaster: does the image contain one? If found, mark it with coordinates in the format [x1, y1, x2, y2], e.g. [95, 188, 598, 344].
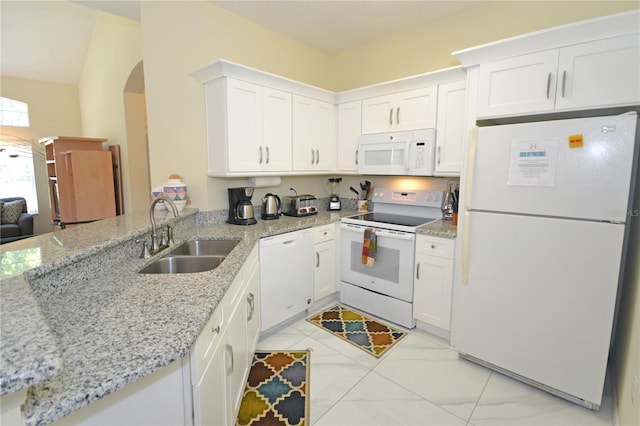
[281, 195, 318, 217]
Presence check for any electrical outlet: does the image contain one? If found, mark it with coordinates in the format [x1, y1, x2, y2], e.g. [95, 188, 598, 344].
[632, 375, 639, 404]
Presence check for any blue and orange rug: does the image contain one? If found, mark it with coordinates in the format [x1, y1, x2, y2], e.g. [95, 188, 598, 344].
[307, 304, 407, 358]
[236, 350, 309, 426]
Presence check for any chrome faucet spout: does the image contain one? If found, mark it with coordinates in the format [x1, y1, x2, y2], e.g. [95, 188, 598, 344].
[149, 196, 179, 253]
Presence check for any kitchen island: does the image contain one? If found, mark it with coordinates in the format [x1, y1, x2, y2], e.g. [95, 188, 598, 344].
[0, 207, 349, 425]
[0, 207, 455, 425]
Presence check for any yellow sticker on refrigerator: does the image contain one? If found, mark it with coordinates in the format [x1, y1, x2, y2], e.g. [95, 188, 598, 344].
[568, 134, 584, 148]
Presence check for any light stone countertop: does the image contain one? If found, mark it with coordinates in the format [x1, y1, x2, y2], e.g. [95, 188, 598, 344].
[417, 219, 458, 238]
[0, 205, 455, 425]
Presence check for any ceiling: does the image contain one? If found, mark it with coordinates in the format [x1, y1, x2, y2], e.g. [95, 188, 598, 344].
[1, 0, 480, 85]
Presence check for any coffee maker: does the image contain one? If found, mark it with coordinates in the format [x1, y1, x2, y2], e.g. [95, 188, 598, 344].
[227, 187, 257, 225]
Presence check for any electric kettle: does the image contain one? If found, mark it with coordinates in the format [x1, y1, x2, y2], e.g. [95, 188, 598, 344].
[261, 193, 281, 220]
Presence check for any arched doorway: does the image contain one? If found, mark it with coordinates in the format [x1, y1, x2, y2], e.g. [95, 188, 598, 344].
[123, 61, 151, 212]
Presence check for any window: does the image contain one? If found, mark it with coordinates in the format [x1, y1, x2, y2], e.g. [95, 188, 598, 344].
[0, 97, 39, 214]
[0, 97, 30, 127]
[0, 144, 40, 214]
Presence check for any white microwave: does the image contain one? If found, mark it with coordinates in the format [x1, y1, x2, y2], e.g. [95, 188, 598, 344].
[357, 129, 436, 176]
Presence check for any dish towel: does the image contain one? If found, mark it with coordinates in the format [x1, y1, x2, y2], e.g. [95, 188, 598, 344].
[361, 228, 377, 266]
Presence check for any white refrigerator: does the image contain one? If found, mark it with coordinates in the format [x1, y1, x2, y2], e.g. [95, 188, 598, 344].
[456, 113, 638, 410]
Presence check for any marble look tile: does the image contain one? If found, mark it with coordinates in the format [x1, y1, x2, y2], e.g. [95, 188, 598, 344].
[256, 325, 308, 350]
[373, 332, 491, 421]
[290, 336, 372, 423]
[469, 371, 614, 426]
[316, 371, 465, 425]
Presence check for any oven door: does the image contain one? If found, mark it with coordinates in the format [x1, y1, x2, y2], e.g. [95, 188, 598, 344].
[340, 222, 415, 302]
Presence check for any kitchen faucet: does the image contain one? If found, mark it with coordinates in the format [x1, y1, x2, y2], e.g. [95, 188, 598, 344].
[142, 196, 179, 258]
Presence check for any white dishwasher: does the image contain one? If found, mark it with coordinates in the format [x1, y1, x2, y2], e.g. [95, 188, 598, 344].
[259, 228, 314, 332]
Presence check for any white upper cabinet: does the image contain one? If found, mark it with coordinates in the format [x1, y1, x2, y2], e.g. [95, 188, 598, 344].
[476, 34, 640, 118]
[435, 80, 466, 176]
[205, 78, 292, 176]
[361, 86, 438, 134]
[554, 35, 640, 111]
[336, 101, 362, 173]
[477, 50, 558, 118]
[292, 95, 335, 172]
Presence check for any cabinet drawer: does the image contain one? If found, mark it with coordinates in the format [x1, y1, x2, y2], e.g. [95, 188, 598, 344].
[314, 223, 335, 243]
[416, 236, 454, 259]
[194, 307, 224, 379]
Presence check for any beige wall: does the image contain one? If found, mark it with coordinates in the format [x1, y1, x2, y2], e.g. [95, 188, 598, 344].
[329, 1, 638, 91]
[140, 1, 333, 211]
[0, 76, 83, 235]
[79, 12, 145, 212]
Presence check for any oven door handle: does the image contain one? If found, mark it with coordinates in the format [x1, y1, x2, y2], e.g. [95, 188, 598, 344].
[340, 223, 415, 241]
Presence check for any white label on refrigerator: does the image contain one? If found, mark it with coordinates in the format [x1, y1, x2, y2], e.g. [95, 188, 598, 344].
[507, 138, 558, 186]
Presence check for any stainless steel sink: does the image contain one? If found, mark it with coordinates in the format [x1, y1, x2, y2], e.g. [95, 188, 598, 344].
[170, 239, 240, 256]
[139, 255, 226, 274]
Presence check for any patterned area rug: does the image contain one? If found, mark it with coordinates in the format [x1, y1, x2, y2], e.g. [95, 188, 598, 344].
[236, 350, 309, 426]
[307, 304, 407, 358]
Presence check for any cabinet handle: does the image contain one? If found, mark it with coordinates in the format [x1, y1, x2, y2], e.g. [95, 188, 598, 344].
[316, 252, 320, 267]
[355, 149, 358, 165]
[389, 108, 393, 125]
[431, 244, 436, 249]
[396, 107, 400, 125]
[247, 292, 255, 321]
[561, 70, 567, 98]
[225, 344, 234, 375]
[259, 146, 263, 164]
[212, 324, 220, 334]
[311, 149, 315, 164]
[316, 149, 320, 164]
[546, 73, 552, 99]
[265, 146, 270, 164]
[437, 146, 441, 164]
[416, 262, 421, 279]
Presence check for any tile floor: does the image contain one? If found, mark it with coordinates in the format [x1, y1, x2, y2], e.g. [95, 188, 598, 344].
[256, 305, 615, 426]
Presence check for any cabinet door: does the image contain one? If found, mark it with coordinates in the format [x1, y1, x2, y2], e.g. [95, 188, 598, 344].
[435, 81, 466, 176]
[227, 79, 262, 173]
[476, 50, 559, 118]
[413, 253, 454, 331]
[361, 94, 395, 134]
[194, 327, 229, 426]
[226, 299, 249, 419]
[262, 88, 293, 172]
[292, 95, 335, 171]
[555, 34, 640, 111]
[245, 251, 260, 361]
[395, 86, 438, 131]
[337, 101, 362, 173]
[314, 239, 337, 301]
[58, 150, 116, 223]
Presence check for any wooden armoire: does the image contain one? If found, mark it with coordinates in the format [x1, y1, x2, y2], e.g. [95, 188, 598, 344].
[40, 136, 121, 229]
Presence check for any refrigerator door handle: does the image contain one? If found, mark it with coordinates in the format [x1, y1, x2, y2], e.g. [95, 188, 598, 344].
[461, 210, 471, 284]
[464, 127, 479, 211]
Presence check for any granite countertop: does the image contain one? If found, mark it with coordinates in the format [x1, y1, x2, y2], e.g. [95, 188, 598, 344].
[417, 219, 458, 238]
[0, 205, 455, 425]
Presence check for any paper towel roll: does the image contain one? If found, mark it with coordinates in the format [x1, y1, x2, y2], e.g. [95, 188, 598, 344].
[248, 176, 282, 188]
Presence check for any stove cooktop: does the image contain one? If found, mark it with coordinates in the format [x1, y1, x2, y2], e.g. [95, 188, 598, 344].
[349, 212, 437, 228]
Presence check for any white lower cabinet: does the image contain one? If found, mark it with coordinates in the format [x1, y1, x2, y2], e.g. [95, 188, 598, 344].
[313, 223, 337, 301]
[191, 244, 260, 425]
[413, 235, 455, 331]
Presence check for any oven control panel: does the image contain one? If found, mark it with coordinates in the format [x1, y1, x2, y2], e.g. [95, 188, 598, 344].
[372, 188, 443, 208]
